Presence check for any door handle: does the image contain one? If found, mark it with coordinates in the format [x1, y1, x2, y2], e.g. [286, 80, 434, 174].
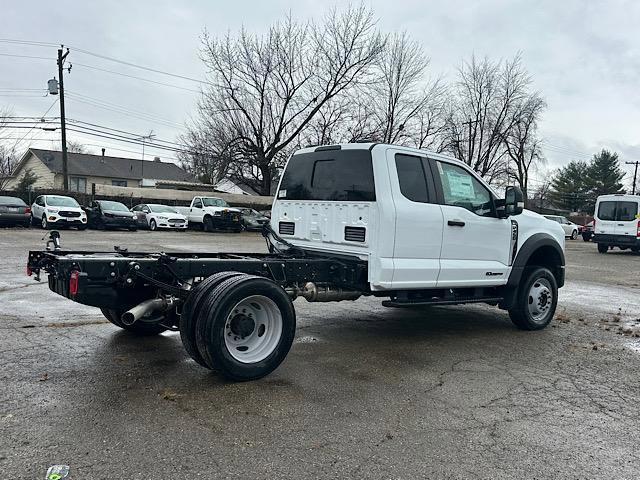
[448, 220, 466, 227]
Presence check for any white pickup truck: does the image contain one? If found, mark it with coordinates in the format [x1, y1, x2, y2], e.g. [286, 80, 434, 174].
[186, 196, 242, 232]
[28, 143, 566, 381]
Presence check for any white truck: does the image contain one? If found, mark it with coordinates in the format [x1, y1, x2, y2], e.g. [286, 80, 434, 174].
[28, 143, 566, 381]
[186, 196, 243, 232]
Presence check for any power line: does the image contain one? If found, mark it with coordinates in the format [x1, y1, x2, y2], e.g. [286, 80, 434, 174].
[69, 46, 206, 84]
[72, 62, 201, 93]
[0, 53, 52, 60]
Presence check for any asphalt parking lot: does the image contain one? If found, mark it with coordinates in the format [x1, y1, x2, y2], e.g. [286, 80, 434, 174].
[1, 228, 639, 479]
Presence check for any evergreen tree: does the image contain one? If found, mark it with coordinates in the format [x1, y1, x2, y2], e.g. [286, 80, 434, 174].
[586, 149, 625, 201]
[549, 160, 590, 212]
[16, 168, 38, 192]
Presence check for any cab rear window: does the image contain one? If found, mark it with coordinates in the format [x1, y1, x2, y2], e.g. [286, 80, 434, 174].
[598, 201, 638, 221]
[278, 149, 375, 201]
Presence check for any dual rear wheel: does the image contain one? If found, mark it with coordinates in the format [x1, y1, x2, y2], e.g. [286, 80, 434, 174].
[180, 272, 296, 381]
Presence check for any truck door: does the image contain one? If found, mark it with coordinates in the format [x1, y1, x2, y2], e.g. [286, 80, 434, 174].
[388, 150, 443, 288]
[190, 198, 204, 223]
[433, 160, 512, 287]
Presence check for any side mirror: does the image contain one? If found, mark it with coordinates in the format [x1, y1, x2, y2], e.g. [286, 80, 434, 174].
[504, 186, 524, 216]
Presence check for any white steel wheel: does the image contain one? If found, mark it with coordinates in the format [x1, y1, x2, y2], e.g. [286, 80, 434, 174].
[527, 277, 553, 324]
[224, 295, 283, 363]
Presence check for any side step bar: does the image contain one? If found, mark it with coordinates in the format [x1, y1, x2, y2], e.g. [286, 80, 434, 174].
[382, 297, 503, 308]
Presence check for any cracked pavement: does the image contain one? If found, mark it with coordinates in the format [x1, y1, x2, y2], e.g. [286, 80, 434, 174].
[0, 228, 639, 479]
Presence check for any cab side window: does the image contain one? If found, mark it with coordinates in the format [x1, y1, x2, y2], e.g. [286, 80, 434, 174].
[437, 161, 494, 217]
[395, 154, 430, 203]
[193, 199, 203, 209]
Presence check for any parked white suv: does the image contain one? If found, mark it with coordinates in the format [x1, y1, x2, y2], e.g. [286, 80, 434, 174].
[543, 215, 579, 240]
[593, 194, 640, 253]
[31, 195, 87, 230]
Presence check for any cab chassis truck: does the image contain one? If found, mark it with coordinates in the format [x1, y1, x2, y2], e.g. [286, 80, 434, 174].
[27, 144, 566, 381]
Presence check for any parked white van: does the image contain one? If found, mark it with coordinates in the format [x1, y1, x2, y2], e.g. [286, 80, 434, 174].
[593, 194, 640, 253]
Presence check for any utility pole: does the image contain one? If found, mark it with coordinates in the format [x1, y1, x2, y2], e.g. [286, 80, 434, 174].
[136, 130, 155, 186]
[57, 47, 71, 191]
[626, 161, 639, 195]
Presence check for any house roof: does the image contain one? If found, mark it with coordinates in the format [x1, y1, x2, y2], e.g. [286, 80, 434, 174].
[27, 148, 195, 182]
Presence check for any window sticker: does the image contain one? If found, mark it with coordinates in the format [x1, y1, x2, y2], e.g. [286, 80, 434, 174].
[445, 170, 475, 199]
[278, 190, 287, 198]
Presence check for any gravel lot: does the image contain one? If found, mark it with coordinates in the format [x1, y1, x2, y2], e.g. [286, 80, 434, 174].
[1, 228, 639, 479]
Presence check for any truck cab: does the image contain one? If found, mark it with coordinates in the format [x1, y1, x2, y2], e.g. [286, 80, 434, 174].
[188, 196, 242, 232]
[272, 143, 565, 319]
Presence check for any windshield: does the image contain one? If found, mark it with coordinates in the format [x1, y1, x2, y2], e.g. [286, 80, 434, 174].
[149, 204, 178, 213]
[47, 196, 79, 207]
[0, 196, 26, 206]
[202, 198, 229, 207]
[99, 201, 129, 212]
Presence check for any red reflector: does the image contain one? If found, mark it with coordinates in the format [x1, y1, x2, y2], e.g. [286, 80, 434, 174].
[69, 270, 80, 296]
[25, 207, 31, 215]
[27, 266, 32, 276]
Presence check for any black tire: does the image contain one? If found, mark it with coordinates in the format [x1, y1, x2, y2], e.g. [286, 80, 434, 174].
[149, 219, 157, 231]
[195, 275, 296, 381]
[597, 243, 608, 254]
[203, 216, 214, 232]
[508, 267, 558, 331]
[78, 224, 88, 231]
[582, 233, 591, 242]
[179, 271, 247, 368]
[100, 308, 168, 336]
[41, 215, 49, 230]
[570, 230, 578, 240]
[128, 227, 137, 232]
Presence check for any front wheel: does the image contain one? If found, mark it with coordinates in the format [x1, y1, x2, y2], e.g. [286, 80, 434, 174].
[41, 215, 49, 230]
[570, 230, 578, 240]
[149, 219, 157, 231]
[597, 243, 608, 254]
[203, 216, 214, 232]
[508, 267, 558, 330]
[194, 275, 296, 381]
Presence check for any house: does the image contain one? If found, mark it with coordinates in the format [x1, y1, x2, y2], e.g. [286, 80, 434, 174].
[5, 148, 195, 192]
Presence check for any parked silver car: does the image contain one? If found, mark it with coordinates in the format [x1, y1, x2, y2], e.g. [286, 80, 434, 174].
[543, 215, 579, 240]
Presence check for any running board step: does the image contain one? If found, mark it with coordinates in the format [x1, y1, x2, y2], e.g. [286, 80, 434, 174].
[382, 297, 503, 308]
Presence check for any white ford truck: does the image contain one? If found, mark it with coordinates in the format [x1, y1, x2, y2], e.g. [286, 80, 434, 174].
[186, 196, 243, 232]
[28, 143, 565, 381]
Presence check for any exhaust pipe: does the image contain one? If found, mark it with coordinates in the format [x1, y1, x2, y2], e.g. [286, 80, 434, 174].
[121, 298, 172, 326]
[300, 282, 361, 302]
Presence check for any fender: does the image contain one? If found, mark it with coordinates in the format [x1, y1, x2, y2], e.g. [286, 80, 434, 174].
[500, 233, 565, 310]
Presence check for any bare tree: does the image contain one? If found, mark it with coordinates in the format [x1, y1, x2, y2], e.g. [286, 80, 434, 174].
[503, 93, 546, 205]
[67, 140, 89, 154]
[181, 5, 385, 195]
[444, 54, 531, 182]
[0, 108, 18, 190]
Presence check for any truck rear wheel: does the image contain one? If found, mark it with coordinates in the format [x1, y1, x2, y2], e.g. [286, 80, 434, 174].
[508, 267, 558, 331]
[100, 308, 168, 336]
[195, 275, 296, 381]
[180, 271, 247, 368]
[597, 243, 608, 253]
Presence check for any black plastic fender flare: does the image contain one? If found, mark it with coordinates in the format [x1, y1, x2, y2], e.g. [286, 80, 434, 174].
[500, 233, 565, 310]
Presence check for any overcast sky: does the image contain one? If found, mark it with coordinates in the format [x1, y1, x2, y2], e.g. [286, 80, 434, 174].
[2, 0, 639, 189]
